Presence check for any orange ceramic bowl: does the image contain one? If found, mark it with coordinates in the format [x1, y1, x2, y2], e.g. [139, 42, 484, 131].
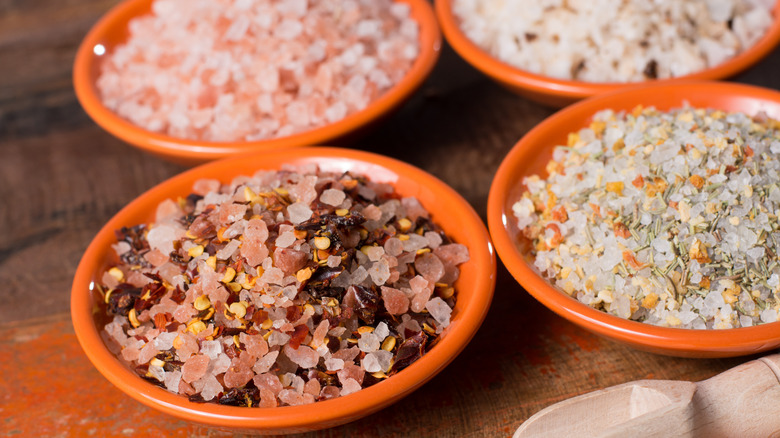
[71, 147, 495, 433]
[487, 81, 780, 358]
[436, 0, 780, 107]
[73, 0, 441, 165]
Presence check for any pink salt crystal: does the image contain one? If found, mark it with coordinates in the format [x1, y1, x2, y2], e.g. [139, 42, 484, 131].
[126, 270, 152, 287]
[414, 253, 444, 283]
[273, 247, 309, 275]
[287, 202, 313, 224]
[320, 385, 340, 400]
[401, 197, 428, 221]
[259, 387, 278, 408]
[311, 320, 330, 349]
[193, 179, 221, 196]
[164, 370, 182, 393]
[381, 286, 409, 315]
[137, 342, 160, 364]
[101, 271, 120, 289]
[240, 332, 269, 358]
[173, 304, 196, 323]
[361, 204, 383, 221]
[215, 239, 241, 260]
[199, 374, 224, 401]
[383, 237, 404, 257]
[410, 276, 434, 313]
[178, 380, 196, 396]
[147, 224, 183, 256]
[260, 266, 285, 285]
[244, 218, 269, 243]
[340, 378, 362, 396]
[365, 245, 385, 262]
[435, 243, 470, 265]
[112, 241, 131, 257]
[326, 255, 342, 268]
[283, 344, 320, 369]
[304, 378, 321, 397]
[424, 231, 443, 249]
[253, 350, 279, 374]
[337, 363, 365, 385]
[254, 373, 284, 395]
[275, 230, 296, 248]
[320, 188, 346, 207]
[279, 389, 307, 406]
[426, 297, 452, 328]
[332, 346, 361, 363]
[144, 249, 169, 267]
[155, 198, 181, 223]
[121, 342, 142, 362]
[325, 358, 345, 371]
[241, 242, 269, 268]
[224, 359, 254, 388]
[175, 333, 199, 360]
[181, 354, 210, 383]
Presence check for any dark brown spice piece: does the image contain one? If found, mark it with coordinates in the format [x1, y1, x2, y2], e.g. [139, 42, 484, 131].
[390, 331, 427, 372]
[643, 59, 658, 79]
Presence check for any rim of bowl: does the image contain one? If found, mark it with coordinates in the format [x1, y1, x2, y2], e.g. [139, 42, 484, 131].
[71, 147, 496, 430]
[487, 81, 780, 357]
[73, 0, 442, 162]
[436, 0, 780, 102]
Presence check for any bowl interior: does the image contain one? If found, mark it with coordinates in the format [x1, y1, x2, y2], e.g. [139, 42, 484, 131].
[436, 0, 780, 105]
[72, 147, 495, 432]
[73, 0, 442, 163]
[488, 81, 780, 357]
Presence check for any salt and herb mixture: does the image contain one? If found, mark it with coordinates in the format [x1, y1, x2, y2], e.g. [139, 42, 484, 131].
[98, 166, 468, 406]
[97, 0, 419, 141]
[513, 106, 780, 329]
[453, 0, 773, 82]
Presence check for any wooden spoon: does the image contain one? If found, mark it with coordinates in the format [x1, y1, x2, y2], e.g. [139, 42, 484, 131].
[515, 354, 780, 437]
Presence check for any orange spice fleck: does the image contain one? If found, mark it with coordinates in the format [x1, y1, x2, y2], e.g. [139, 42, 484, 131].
[613, 222, 631, 239]
[689, 174, 705, 189]
[632, 174, 644, 188]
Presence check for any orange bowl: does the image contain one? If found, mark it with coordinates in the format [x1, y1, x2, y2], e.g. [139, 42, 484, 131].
[436, 0, 780, 107]
[71, 147, 495, 433]
[487, 81, 780, 358]
[73, 0, 441, 165]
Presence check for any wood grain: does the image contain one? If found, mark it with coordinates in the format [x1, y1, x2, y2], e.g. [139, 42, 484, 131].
[1, 0, 779, 436]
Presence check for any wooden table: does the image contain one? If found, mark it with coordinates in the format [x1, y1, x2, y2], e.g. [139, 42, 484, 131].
[2, 1, 779, 436]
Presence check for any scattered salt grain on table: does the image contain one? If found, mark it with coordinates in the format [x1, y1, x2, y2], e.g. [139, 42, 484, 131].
[99, 167, 468, 407]
[513, 106, 780, 329]
[453, 0, 773, 82]
[97, 0, 420, 141]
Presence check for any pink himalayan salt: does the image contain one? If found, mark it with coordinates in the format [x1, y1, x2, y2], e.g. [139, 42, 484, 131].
[383, 237, 404, 257]
[381, 286, 409, 315]
[414, 252, 445, 283]
[155, 198, 181, 222]
[217, 202, 247, 225]
[175, 332, 199, 360]
[198, 374, 223, 401]
[259, 387, 278, 408]
[337, 363, 365, 386]
[278, 389, 315, 406]
[320, 385, 340, 400]
[137, 342, 159, 364]
[224, 356, 255, 388]
[283, 344, 320, 369]
[144, 248, 169, 267]
[253, 350, 280, 374]
[97, 0, 418, 143]
[273, 247, 308, 274]
[254, 373, 284, 395]
[241, 219, 270, 266]
[181, 354, 210, 383]
[240, 332, 269, 358]
[340, 378, 362, 396]
[304, 378, 321, 397]
[332, 346, 361, 363]
[320, 188, 346, 206]
[192, 179, 221, 196]
[410, 275, 433, 313]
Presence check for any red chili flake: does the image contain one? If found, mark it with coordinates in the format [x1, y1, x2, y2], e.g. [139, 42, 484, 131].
[153, 312, 171, 329]
[251, 308, 268, 325]
[552, 206, 568, 222]
[170, 286, 186, 304]
[613, 222, 631, 239]
[622, 250, 644, 270]
[545, 223, 564, 247]
[288, 325, 309, 350]
[632, 174, 644, 188]
[744, 145, 754, 157]
[725, 165, 738, 174]
[390, 331, 427, 372]
[286, 305, 302, 322]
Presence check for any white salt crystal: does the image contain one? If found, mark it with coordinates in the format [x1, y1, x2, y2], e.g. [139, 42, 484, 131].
[320, 188, 346, 206]
[760, 309, 778, 324]
[426, 297, 452, 328]
[358, 332, 380, 352]
[361, 353, 382, 373]
[200, 340, 223, 360]
[287, 202, 313, 224]
[340, 378, 362, 396]
[325, 358, 345, 371]
[276, 231, 296, 248]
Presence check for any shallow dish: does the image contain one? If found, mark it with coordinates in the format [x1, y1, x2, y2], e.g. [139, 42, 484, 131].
[72, 147, 495, 433]
[487, 81, 780, 358]
[73, 0, 441, 165]
[436, 0, 780, 107]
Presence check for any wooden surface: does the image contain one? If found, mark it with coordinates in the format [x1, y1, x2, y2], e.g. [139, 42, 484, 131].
[1, 1, 780, 436]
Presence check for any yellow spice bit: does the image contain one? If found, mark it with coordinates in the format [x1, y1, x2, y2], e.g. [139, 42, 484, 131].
[416, 248, 431, 255]
[273, 187, 289, 196]
[187, 320, 207, 335]
[641, 292, 659, 309]
[303, 303, 315, 315]
[752, 289, 762, 298]
[172, 335, 184, 350]
[128, 308, 140, 328]
[222, 267, 237, 283]
[567, 132, 579, 147]
[243, 186, 257, 202]
[438, 287, 455, 300]
[612, 138, 625, 151]
[666, 315, 682, 326]
[194, 295, 211, 311]
[261, 318, 273, 330]
[381, 336, 396, 351]
[313, 236, 331, 250]
[398, 234, 410, 241]
[631, 105, 644, 117]
[206, 256, 217, 270]
[589, 121, 606, 136]
[150, 358, 165, 368]
[263, 331, 273, 340]
[296, 267, 313, 283]
[359, 229, 368, 240]
[422, 322, 435, 334]
[335, 208, 349, 216]
[398, 218, 413, 232]
[108, 267, 124, 282]
[605, 181, 624, 195]
[104, 288, 114, 304]
[188, 245, 204, 258]
[293, 229, 308, 240]
[560, 267, 572, 280]
[230, 301, 247, 318]
[233, 334, 241, 348]
[371, 372, 389, 379]
[357, 326, 374, 335]
[185, 230, 197, 239]
[242, 276, 256, 290]
[226, 282, 242, 293]
[202, 307, 215, 320]
[563, 281, 575, 295]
